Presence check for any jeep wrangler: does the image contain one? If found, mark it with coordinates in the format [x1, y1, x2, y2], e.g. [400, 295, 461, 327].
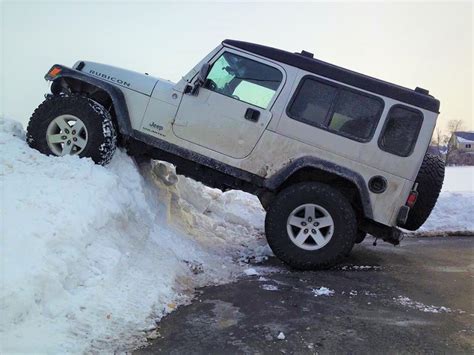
[27, 40, 445, 270]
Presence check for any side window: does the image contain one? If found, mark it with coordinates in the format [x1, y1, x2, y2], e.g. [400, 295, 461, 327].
[287, 76, 384, 141]
[328, 90, 383, 140]
[379, 105, 423, 157]
[287, 79, 337, 127]
[204, 52, 283, 109]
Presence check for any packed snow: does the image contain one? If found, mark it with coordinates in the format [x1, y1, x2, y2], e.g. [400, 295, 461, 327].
[261, 284, 279, 291]
[243, 268, 260, 276]
[0, 119, 271, 353]
[312, 287, 335, 297]
[1, 117, 473, 352]
[393, 296, 454, 314]
[340, 265, 382, 271]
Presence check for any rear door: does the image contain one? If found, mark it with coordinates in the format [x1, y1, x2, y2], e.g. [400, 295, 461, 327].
[173, 50, 284, 159]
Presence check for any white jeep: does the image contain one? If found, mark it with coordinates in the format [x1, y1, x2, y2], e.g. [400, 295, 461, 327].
[27, 39, 445, 270]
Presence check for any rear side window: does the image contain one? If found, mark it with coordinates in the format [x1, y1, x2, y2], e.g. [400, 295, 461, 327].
[287, 79, 338, 127]
[379, 105, 423, 157]
[287, 76, 384, 142]
[328, 90, 383, 140]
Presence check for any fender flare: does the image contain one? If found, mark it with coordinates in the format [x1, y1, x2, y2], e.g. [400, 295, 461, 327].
[264, 156, 373, 219]
[46, 65, 132, 136]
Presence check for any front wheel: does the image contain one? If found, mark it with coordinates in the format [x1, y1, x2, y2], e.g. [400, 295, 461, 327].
[265, 182, 357, 270]
[26, 95, 117, 165]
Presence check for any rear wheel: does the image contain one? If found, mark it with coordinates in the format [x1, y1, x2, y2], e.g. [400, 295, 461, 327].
[27, 95, 116, 165]
[265, 182, 357, 270]
[404, 154, 445, 230]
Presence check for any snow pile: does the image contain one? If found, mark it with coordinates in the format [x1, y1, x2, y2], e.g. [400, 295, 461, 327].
[261, 284, 279, 291]
[243, 268, 260, 276]
[312, 287, 335, 297]
[0, 119, 270, 353]
[340, 265, 382, 271]
[415, 166, 474, 235]
[393, 296, 453, 313]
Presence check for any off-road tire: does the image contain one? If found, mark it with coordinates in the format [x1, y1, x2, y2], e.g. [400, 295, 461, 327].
[265, 182, 357, 270]
[27, 95, 116, 165]
[403, 154, 445, 231]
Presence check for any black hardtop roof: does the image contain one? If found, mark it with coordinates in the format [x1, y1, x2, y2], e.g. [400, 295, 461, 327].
[223, 39, 440, 113]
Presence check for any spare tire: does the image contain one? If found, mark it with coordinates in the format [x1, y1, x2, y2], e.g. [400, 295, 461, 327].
[403, 154, 445, 231]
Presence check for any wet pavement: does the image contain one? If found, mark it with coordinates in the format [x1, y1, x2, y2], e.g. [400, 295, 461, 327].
[136, 237, 474, 354]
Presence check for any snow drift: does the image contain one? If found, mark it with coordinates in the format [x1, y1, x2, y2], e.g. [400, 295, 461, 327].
[412, 166, 474, 235]
[0, 119, 270, 353]
[1, 117, 473, 352]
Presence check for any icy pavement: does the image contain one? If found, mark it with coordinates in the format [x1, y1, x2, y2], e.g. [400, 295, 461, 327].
[0, 119, 271, 353]
[136, 237, 474, 354]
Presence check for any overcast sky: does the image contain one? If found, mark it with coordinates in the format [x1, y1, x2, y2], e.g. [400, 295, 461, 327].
[1, 1, 472, 133]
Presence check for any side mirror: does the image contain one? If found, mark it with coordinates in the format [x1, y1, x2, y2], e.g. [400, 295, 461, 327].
[188, 63, 211, 96]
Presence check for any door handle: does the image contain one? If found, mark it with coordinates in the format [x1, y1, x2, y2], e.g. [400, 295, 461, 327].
[245, 108, 260, 122]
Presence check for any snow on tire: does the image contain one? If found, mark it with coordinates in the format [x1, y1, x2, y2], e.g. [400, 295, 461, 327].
[404, 154, 445, 231]
[264, 182, 357, 270]
[26, 95, 117, 165]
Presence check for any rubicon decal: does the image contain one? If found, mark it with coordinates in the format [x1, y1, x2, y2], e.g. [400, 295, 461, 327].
[89, 70, 131, 87]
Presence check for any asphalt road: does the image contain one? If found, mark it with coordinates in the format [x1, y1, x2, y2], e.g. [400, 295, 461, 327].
[136, 237, 474, 354]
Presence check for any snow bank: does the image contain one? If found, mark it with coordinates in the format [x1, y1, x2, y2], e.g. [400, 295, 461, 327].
[0, 119, 270, 353]
[413, 166, 474, 235]
[1, 116, 472, 352]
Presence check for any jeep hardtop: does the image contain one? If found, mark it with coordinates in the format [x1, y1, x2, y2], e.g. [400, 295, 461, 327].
[27, 39, 445, 269]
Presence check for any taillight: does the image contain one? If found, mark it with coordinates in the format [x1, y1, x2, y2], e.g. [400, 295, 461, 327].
[406, 191, 418, 208]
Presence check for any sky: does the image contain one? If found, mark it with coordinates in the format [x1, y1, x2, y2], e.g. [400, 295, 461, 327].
[1, 0, 472, 133]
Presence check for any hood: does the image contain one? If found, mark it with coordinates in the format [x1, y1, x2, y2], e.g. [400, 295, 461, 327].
[74, 61, 158, 96]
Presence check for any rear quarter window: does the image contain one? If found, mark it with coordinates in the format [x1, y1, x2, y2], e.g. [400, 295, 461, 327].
[379, 105, 424, 157]
[287, 76, 384, 142]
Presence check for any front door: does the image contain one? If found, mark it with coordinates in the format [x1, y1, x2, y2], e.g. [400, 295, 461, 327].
[173, 50, 284, 159]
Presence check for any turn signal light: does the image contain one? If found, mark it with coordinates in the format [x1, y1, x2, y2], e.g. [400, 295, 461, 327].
[48, 67, 62, 78]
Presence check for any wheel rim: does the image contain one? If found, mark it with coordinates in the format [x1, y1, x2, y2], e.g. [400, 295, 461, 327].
[46, 114, 88, 156]
[286, 203, 334, 251]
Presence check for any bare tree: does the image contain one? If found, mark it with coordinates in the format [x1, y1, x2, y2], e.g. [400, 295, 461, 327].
[445, 119, 464, 164]
[447, 119, 464, 134]
[430, 126, 448, 157]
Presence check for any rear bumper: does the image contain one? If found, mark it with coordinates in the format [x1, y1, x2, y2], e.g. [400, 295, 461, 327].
[360, 219, 403, 246]
[396, 205, 410, 226]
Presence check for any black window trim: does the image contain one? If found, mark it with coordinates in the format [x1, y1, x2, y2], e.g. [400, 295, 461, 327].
[286, 74, 386, 143]
[203, 50, 285, 110]
[377, 104, 424, 157]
